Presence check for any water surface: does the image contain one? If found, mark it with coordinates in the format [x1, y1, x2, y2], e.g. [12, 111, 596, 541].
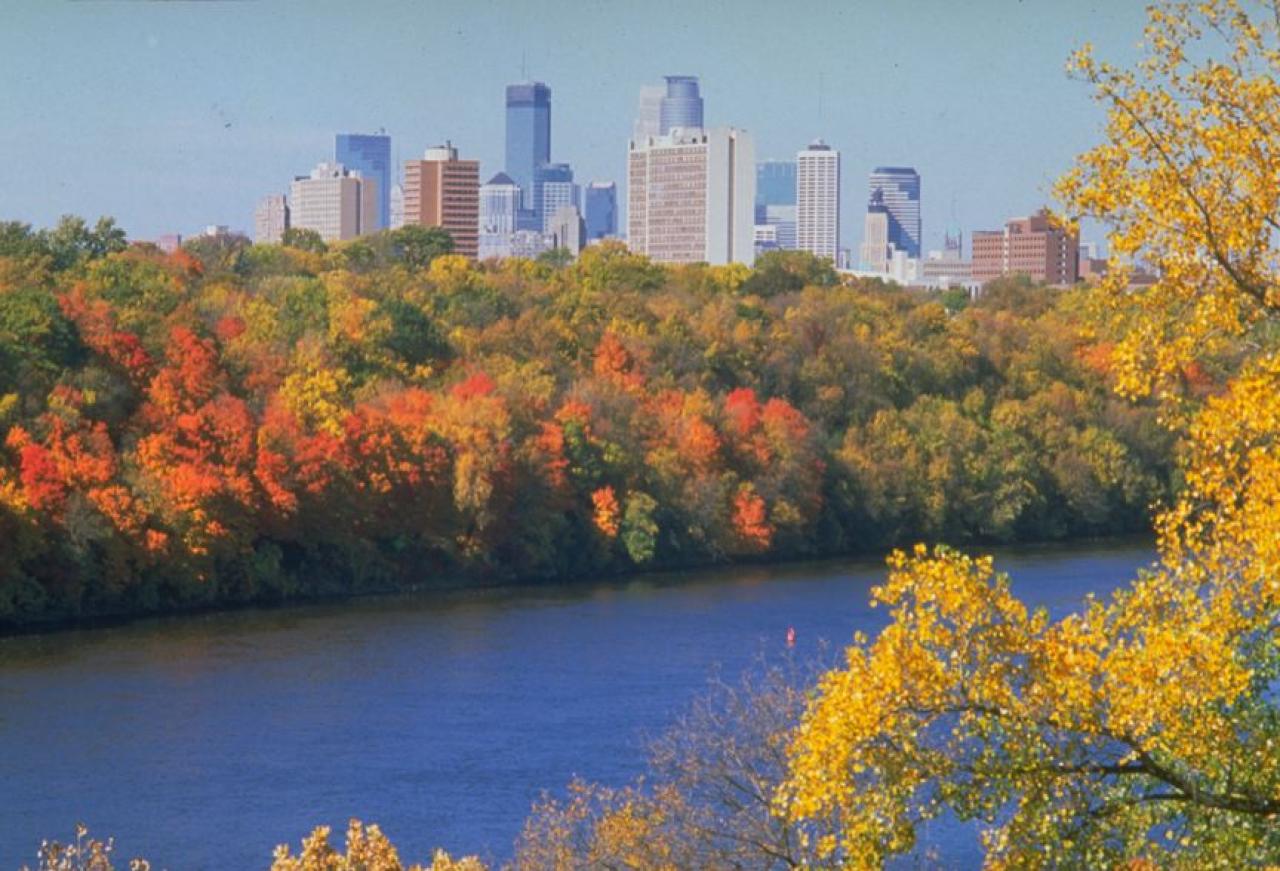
[0, 541, 1151, 869]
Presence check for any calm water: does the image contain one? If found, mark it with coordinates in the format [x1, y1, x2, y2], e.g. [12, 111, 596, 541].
[0, 541, 1151, 869]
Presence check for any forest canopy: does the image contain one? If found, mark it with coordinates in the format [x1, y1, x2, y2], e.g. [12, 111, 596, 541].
[0, 222, 1169, 627]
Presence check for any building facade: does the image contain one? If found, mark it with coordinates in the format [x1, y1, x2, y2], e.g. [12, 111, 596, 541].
[796, 140, 840, 262]
[505, 82, 551, 212]
[403, 143, 480, 259]
[628, 126, 755, 266]
[390, 183, 405, 230]
[335, 133, 391, 231]
[550, 204, 585, 256]
[633, 84, 665, 143]
[971, 209, 1079, 286]
[753, 222, 780, 256]
[755, 159, 796, 253]
[868, 166, 921, 259]
[534, 162, 577, 231]
[583, 181, 617, 240]
[253, 194, 290, 244]
[755, 160, 796, 220]
[510, 229, 555, 259]
[859, 190, 891, 273]
[155, 234, 183, 254]
[479, 172, 521, 260]
[290, 162, 377, 242]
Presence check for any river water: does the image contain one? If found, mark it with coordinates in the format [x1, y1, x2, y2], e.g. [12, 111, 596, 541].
[0, 541, 1151, 869]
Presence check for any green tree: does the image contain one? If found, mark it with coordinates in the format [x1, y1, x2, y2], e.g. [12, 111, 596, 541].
[740, 249, 838, 298]
[281, 227, 327, 254]
[43, 216, 127, 270]
[375, 297, 451, 368]
[388, 224, 453, 269]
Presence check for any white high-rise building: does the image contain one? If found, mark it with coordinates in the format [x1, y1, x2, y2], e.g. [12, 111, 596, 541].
[479, 172, 522, 259]
[627, 126, 755, 266]
[289, 162, 378, 242]
[796, 139, 840, 262]
[253, 194, 289, 244]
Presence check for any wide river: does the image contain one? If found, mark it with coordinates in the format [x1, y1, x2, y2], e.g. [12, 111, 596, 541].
[0, 541, 1151, 869]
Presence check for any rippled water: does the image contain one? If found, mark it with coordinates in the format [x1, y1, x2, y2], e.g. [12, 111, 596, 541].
[0, 541, 1151, 869]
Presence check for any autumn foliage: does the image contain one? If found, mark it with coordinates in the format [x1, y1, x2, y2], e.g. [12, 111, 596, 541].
[0, 222, 1167, 626]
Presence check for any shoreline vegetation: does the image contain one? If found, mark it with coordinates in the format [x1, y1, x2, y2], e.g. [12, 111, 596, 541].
[0, 532, 1153, 638]
[0, 224, 1173, 633]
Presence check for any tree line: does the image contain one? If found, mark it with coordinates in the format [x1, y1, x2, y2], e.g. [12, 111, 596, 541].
[0, 220, 1171, 627]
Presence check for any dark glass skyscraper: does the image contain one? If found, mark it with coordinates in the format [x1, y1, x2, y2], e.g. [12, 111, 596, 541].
[868, 166, 921, 258]
[335, 133, 391, 231]
[659, 76, 703, 134]
[504, 82, 552, 211]
[583, 181, 617, 240]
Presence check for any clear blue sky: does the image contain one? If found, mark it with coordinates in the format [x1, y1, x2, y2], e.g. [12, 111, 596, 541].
[0, 0, 1147, 252]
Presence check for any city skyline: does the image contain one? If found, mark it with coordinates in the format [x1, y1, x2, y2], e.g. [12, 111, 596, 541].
[0, 2, 1146, 249]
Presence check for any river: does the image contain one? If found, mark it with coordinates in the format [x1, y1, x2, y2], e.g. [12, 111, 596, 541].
[0, 541, 1151, 869]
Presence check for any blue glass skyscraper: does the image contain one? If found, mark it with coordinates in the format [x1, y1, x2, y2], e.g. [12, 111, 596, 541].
[868, 166, 921, 258]
[659, 76, 703, 134]
[335, 133, 391, 231]
[583, 181, 617, 240]
[505, 82, 552, 211]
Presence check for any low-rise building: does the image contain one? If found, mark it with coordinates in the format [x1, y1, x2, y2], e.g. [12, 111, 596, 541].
[971, 209, 1079, 286]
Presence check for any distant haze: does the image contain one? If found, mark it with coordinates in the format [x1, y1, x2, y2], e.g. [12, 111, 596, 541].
[0, 0, 1144, 252]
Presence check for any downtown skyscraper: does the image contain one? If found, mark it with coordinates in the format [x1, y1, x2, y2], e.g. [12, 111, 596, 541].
[504, 82, 551, 214]
[659, 75, 704, 134]
[335, 133, 391, 231]
[796, 140, 840, 262]
[867, 167, 921, 259]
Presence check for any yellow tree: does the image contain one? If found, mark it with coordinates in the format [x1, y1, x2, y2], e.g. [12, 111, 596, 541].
[270, 820, 486, 871]
[781, 2, 1280, 867]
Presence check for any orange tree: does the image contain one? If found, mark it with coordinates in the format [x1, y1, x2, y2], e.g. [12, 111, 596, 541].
[780, 2, 1280, 867]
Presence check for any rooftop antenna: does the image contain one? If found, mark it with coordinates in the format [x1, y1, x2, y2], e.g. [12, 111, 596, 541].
[818, 70, 825, 126]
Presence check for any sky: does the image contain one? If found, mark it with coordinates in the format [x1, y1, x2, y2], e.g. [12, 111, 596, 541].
[0, 0, 1150, 253]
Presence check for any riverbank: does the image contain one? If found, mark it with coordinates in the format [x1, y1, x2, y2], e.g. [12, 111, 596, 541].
[0, 531, 1155, 638]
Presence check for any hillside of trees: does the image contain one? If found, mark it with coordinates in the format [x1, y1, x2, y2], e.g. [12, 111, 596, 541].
[0, 222, 1172, 627]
